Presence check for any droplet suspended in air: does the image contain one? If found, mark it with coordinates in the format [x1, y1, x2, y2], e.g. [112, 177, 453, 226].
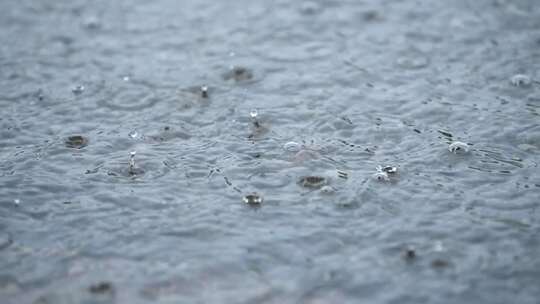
[448, 141, 469, 154]
[128, 151, 137, 175]
[510, 74, 531, 87]
[128, 131, 139, 139]
[200, 85, 209, 98]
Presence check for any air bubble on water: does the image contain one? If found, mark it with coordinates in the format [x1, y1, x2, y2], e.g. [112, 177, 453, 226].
[283, 141, 302, 152]
[72, 85, 85, 95]
[510, 74, 531, 87]
[243, 193, 263, 205]
[448, 141, 469, 154]
[128, 131, 139, 139]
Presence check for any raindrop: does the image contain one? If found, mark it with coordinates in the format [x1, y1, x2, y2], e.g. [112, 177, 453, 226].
[396, 55, 429, 69]
[250, 109, 261, 128]
[89, 282, 114, 295]
[223, 66, 253, 82]
[372, 171, 389, 182]
[243, 193, 263, 206]
[0, 231, 12, 250]
[200, 85, 209, 98]
[83, 16, 101, 30]
[128, 151, 137, 175]
[299, 1, 322, 15]
[283, 141, 302, 152]
[320, 185, 335, 194]
[403, 246, 416, 260]
[72, 85, 85, 95]
[128, 131, 139, 139]
[510, 74, 531, 87]
[65, 135, 88, 149]
[379, 165, 398, 174]
[298, 175, 328, 189]
[448, 141, 469, 154]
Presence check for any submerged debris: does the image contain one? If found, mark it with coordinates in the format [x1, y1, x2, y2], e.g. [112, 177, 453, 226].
[65, 135, 88, 149]
[448, 141, 469, 154]
[243, 193, 263, 205]
[298, 175, 328, 189]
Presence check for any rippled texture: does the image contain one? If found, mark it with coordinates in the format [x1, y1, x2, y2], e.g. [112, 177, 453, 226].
[1, 0, 540, 303]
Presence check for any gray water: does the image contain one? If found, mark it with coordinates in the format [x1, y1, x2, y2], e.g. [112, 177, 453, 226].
[1, 0, 540, 303]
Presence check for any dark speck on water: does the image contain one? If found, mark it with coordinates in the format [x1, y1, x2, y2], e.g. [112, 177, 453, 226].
[1, 0, 540, 303]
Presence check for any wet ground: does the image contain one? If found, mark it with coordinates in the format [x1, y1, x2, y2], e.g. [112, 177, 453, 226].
[1, 0, 540, 303]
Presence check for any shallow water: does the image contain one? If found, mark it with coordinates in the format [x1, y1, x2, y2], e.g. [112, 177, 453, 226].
[1, 0, 540, 303]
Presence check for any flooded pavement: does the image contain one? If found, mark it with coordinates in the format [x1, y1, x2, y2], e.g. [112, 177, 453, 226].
[1, 0, 540, 303]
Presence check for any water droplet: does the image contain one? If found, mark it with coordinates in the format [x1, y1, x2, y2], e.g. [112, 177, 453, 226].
[510, 74, 532, 87]
[128, 131, 139, 139]
[320, 185, 335, 194]
[243, 193, 263, 205]
[283, 141, 302, 152]
[448, 141, 469, 154]
[72, 85, 85, 95]
[372, 171, 389, 182]
[128, 151, 137, 175]
[298, 176, 328, 189]
[65, 135, 88, 149]
[83, 17, 101, 30]
[433, 241, 444, 252]
[403, 246, 416, 260]
[13, 199, 20, 206]
[223, 66, 253, 82]
[380, 165, 398, 174]
[89, 282, 114, 294]
[396, 55, 429, 69]
[299, 1, 322, 15]
[200, 85, 209, 98]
